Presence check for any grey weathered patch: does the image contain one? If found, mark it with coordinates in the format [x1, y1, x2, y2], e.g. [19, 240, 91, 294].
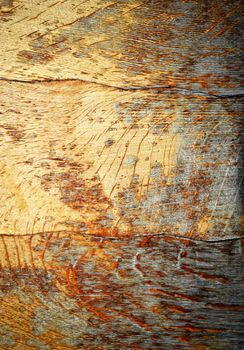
[0, 325, 16, 348]
[26, 338, 50, 350]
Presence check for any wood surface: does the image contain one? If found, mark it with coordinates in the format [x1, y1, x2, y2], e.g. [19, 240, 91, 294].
[0, 233, 243, 349]
[0, 80, 243, 240]
[0, 0, 243, 349]
[0, 0, 243, 95]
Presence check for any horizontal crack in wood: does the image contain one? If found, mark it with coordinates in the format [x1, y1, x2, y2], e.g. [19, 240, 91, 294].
[0, 230, 243, 243]
[0, 77, 243, 99]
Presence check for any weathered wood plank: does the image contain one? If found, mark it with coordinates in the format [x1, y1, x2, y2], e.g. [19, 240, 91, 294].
[0, 80, 242, 240]
[0, 1, 243, 348]
[0, 0, 243, 94]
[0, 233, 243, 349]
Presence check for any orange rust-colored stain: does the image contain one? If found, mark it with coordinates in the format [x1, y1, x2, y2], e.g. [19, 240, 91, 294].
[206, 303, 244, 311]
[18, 50, 53, 62]
[149, 289, 201, 302]
[167, 305, 190, 314]
[181, 264, 229, 284]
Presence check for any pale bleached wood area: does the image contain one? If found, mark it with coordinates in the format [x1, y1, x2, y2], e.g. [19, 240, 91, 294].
[0, 0, 243, 349]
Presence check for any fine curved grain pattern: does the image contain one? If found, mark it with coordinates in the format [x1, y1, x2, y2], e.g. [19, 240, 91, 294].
[0, 81, 242, 240]
[0, 0, 243, 349]
[0, 233, 244, 349]
[0, 0, 243, 95]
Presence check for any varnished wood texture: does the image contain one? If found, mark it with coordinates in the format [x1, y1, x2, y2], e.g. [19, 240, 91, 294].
[0, 0, 243, 349]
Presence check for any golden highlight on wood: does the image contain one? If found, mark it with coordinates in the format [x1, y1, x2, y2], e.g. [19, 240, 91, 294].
[0, 0, 243, 349]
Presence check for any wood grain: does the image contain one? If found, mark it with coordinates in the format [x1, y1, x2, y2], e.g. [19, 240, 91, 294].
[0, 0, 243, 349]
[0, 0, 243, 95]
[0, 80, 242, 240]
[0, 233, 244, 349]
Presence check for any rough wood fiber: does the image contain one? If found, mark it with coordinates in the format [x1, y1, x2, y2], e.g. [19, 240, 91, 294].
[0, 233, 244, 349]
[0, 80, 243, 240]
[0, 0, 243, 94]
[0, 0, 243, 349]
